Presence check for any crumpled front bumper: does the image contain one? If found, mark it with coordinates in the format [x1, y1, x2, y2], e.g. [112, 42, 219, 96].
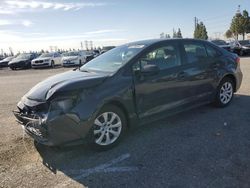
[13, 99, 93, 146]
[13, 109, 52, 145]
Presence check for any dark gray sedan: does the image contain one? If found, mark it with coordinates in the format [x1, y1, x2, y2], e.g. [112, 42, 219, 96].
[14, 39, 243, 150]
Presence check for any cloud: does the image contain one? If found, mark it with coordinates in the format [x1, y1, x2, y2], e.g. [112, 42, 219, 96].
[0, 9, 14, 14]
[22, 20, 32, 27]
[0, 19, 33, 27]
[0, 0, 106, 14]
[85, 30, 122, 35]
[0, 20, 13, 26]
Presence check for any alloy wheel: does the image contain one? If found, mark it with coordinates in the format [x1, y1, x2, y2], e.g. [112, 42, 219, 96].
[219, 82, 233, 104]
[93, 112, 122, 146]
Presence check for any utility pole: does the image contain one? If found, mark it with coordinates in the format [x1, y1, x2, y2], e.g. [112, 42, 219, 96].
[89, 41, 93, 50]
[84, 40, 88, 50]
[194, 17, 198, 30]
[80, 42, 83, 50]
[237, 5, 241, 14]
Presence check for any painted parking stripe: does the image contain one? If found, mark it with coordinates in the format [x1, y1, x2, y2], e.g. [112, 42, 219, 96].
[56, 153, 138, 187]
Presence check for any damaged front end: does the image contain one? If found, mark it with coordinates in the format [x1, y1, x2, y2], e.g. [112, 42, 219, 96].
[13, 98, 50, 144]
[13, 94, 91, 146]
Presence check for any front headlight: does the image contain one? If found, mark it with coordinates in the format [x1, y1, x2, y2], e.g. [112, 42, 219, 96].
[50, 97, 77, 112]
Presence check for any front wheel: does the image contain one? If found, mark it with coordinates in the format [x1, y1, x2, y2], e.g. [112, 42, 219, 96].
[214, 78, 234, 107]
[89, 105, 127, 150]
[51, 60, 55, 68]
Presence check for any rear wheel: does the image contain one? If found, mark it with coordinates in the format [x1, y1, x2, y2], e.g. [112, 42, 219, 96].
[214, 78, 234, 107]
[79, 60, 82, 66]
[89, 105, 127, 150]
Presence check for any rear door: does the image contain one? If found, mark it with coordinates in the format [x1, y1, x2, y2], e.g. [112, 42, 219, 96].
[180, 40, 216, 101]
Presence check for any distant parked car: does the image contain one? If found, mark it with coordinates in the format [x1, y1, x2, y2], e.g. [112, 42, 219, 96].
[211, 40, 231, 52]
[0, 56, 14, 67]
[8, 53, 37, 70]
[62, 51, 87, 67]
[31, 52, 61, 68]
[100, 46, 116, 54]
[230, 40, 250, 56]
[92, 50, 100, 57]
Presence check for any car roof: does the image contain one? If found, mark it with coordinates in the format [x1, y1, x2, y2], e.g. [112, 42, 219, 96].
[125, 38, 208, 47]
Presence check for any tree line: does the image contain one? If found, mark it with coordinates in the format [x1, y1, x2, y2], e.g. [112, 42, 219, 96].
[160, 6, 250, 40]
[226, 9, 250, 40]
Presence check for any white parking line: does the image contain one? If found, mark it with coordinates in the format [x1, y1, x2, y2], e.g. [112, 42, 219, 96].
[56, 153, 139, 187]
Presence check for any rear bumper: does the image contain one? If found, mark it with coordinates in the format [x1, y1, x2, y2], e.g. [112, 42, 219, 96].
[235, 66, 243, 92]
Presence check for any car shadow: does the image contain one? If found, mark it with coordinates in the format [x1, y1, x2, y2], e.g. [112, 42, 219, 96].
[35, 94, 250, 187]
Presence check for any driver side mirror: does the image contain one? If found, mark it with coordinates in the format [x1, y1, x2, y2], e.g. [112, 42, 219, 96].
[141, 64, 159, 76]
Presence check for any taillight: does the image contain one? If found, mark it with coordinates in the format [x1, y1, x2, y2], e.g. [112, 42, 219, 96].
[236, 57, 240, 64]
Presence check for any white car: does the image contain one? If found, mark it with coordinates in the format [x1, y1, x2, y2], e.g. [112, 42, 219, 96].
[31, 52, 61, 68]
[62, 51, 88, 67]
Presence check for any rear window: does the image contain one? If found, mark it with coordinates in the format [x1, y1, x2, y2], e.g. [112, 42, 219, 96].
[183, 43, 207, 64]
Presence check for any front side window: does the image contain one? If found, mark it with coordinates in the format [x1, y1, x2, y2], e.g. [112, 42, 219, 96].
[136, 44, 181, 71]
[184, 43, 207, 64]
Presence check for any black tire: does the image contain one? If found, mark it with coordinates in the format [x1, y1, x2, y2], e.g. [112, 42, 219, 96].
[51, 60, 55, 68]
[10, 67, 15, 70]
[239, 50, 244, 56]
[214, 77, 234, 108]
[88, 104, 127, 151]
[79, 60, 82, 66]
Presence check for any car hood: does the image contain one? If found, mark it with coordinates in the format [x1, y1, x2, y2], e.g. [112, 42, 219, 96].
[9, 58, 29, 64]
[25, 70, 109, 102]
[62, 56, 79, 60]
[0, 60, 8, 63]
[32, 57, 51, 61]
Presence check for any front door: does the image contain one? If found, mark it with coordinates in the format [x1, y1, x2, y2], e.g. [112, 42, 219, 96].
[133, 41, 192, 120]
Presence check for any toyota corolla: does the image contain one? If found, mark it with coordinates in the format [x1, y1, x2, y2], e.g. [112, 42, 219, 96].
[13, 39, 242, 150]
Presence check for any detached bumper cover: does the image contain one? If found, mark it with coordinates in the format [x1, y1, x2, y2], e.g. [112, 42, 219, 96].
[13, 110, 49, 143]
[13, 99, 93, 146]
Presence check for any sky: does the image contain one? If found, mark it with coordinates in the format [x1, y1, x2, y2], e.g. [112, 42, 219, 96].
[0, 0, 249, 53]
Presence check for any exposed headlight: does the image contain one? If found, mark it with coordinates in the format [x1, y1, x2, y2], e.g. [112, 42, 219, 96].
[50, 97, 77, 112]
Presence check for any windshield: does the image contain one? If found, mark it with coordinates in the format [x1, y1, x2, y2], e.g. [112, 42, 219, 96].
[212, 40, 227, 45]
[239, 40, 250, 45]
[80, 44, 145, 73]
[63, 51, 79, 57]
[16, 53, 31, 59]
[39, 53, 54, 58]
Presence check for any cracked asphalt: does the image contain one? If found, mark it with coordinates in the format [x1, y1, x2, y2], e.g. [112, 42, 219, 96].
[0, 58, 250, 188]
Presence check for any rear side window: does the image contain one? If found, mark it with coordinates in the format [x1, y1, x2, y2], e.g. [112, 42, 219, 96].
[205, 44, 221, 58]
[183, 43, 207, 64]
